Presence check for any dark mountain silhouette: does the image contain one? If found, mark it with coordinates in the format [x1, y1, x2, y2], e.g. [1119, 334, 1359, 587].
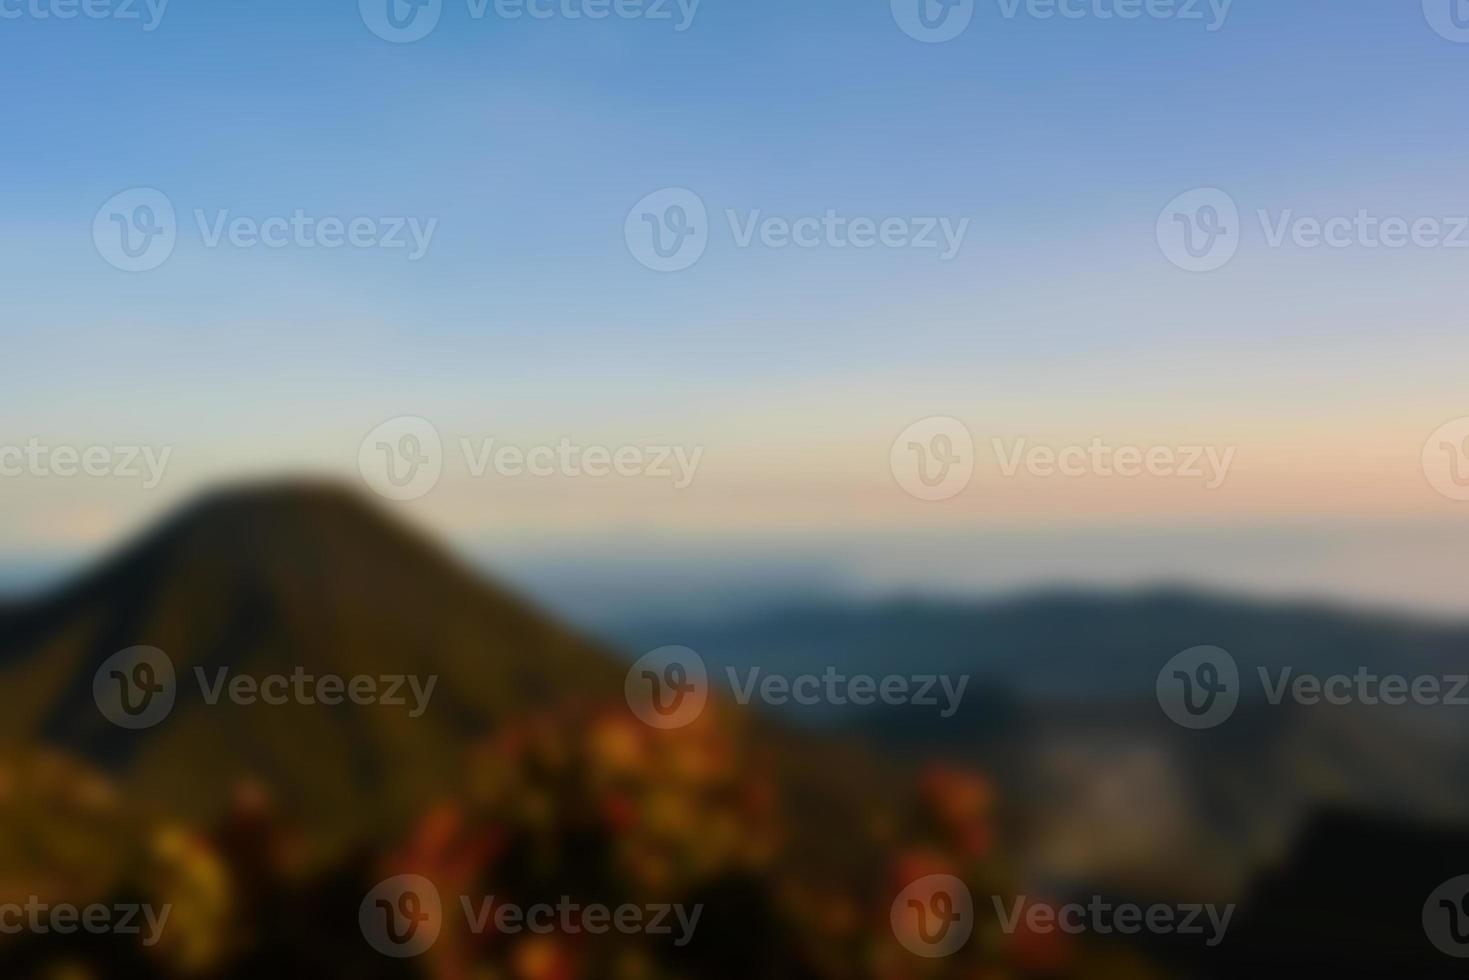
[0, 481, 627, 859]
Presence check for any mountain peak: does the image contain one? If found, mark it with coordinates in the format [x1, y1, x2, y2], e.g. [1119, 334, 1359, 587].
[172, 477, 382, 522]
[0, 481, 625, 855]
[147, 477, 426, 557]
[57, 478, 467, 616]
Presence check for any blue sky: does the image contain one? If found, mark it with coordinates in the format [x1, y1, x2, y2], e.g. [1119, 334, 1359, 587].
[4, 0, 1469, 610]
[9, 0, 1467, 345]
[7, 2, 1466, 327]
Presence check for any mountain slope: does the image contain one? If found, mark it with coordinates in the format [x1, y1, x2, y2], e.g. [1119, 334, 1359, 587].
[0, 482, 627, 858]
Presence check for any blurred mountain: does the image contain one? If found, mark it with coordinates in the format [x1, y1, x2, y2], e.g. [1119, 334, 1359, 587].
[0, 482, 627, 860]
[612, 595, 1469, 897]
[4, 483, 1466, 976]
[0, 483, 909, 881]
[610, 591, 1469, 703]
[0, 483, 1037, 978]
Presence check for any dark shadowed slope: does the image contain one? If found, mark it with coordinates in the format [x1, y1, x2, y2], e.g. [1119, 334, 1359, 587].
[0, 481, 626, 857]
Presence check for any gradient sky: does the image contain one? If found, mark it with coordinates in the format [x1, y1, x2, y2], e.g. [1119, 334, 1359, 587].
[4, 1, 1469, 610]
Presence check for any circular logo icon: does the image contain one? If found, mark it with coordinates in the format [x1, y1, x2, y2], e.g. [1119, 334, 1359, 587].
[891, 874, 973, 958]
[891, 417, 974, 502]
[625, 646, 709, 730]
[892, 0, 974, 42]
[1157, 645, 1239, 730]
[93, 646, 177, 730]
[93, 188, 177, 273]
[1423, 417, 1469, 501]
[625, 188, 709, 273]
[359, 417, 443, 501]
[1157, 188, 1240, 273]
[1424, 0, 1469, 42]
[360, 0, 442, 42]
[1425, 875, 1469, 957]
[361, 875, 443, 958]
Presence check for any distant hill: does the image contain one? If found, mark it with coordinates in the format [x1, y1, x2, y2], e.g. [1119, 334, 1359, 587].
[0, 482, 627, 859]
[609, 590, 1469, 704]
[610, 593, 1469, 896]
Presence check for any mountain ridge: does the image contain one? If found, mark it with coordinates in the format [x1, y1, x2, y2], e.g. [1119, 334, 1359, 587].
[610, 587, 1469, 702]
